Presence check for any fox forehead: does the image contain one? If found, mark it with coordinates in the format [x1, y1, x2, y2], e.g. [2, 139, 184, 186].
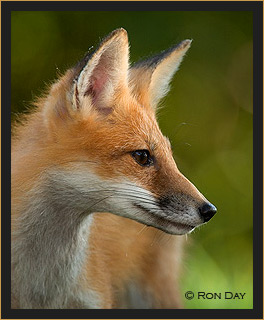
[73, 97, 170, 156]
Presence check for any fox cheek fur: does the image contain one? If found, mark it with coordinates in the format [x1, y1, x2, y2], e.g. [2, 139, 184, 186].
[11, 28, 217, 308]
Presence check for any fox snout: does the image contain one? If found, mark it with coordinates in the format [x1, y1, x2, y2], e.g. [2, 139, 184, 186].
[158, 195, 217, 222]
[158, 193, 217, 223]
[147, 190, 217, 235]
[131, 165, 217, 235]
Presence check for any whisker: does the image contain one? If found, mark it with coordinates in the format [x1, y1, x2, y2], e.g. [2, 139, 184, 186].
[159, 233, 174, 246]
[78, 187, 159, 206]
[156, 230, 166, 243]
[86, 195, 114, 212]
[56, 160, 98, 165]
[150, 229, 160, 247]
[114, 194, 159, 206]
[136, 224, 148, 236]
[79, 189, 158, 207]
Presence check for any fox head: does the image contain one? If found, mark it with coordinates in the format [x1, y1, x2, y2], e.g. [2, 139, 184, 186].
[39, 28, 216, 235]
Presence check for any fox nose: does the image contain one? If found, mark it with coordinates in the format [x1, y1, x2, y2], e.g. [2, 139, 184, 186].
[199, 202, 217, 222]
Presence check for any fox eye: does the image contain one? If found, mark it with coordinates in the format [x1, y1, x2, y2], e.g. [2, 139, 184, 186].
[131, 150, 154, 167]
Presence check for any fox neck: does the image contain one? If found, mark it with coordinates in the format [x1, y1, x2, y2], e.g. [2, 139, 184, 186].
[12, 187, 93, 308]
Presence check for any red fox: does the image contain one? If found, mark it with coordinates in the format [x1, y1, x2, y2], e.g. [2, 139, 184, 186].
[11, 28, 217, 309]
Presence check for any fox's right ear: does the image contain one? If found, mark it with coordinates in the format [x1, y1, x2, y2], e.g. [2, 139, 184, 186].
[45, 28, 129, 122]
[43, 29, 129, 135]
[72, 28, 129, 114]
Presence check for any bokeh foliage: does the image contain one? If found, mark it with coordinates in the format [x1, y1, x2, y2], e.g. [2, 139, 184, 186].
[11, 11, 253, 309]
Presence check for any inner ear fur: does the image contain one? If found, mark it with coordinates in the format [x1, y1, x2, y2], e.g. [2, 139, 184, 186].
[73, 28, 129, 113]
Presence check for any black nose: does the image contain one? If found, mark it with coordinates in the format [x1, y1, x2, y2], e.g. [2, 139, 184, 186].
[199, 203, 217, 222]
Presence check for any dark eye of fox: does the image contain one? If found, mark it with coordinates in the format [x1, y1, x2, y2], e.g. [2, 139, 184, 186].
[131, 150, 154, 167]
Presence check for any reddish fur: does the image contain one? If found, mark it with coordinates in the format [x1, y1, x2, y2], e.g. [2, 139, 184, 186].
[12, 29, 207, 308]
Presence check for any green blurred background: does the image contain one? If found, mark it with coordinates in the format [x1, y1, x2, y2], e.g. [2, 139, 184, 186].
[11, 11, 253, 309]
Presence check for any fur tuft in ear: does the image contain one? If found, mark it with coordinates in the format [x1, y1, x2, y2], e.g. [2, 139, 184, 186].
[129, 39, 192, 109]
[73, 28, 129, 114]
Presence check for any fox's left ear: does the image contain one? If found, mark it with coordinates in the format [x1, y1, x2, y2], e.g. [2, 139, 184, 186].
[129, 40, 192, 109]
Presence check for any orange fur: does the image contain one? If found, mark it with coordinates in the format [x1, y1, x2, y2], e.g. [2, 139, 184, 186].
[80, 213, 184, 308]
[12, 29, 216, 309]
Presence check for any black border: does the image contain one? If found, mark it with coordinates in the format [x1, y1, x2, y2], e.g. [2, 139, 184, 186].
[2, 1, 263, 319]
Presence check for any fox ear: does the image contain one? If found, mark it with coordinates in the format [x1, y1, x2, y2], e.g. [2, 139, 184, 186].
[129, 40, 192, 109]
[72, 28, 129, 114]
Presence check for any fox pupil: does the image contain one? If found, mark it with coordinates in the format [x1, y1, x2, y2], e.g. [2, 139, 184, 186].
[132, 150, 153, 167]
